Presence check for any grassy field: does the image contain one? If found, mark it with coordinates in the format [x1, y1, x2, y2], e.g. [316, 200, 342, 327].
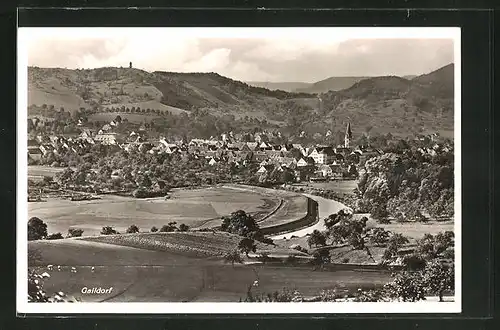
[294, 180, 358, 194]
[81, 232, 302, 257]
[221, 184, 309, 229]
[28, 187, 279, 236]
[28, 165, 67, 179]
[359, 214, 455, 240]
[259, 196, 308, 228]
[29, 237, 393, 302]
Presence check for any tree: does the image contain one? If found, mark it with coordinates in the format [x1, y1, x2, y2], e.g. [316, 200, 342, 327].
[311, 248, 331, 266]
[178, 223, 189, 232]
[126, 224, 140, 233]
[369, 227, 391, 246]
[67, 228, 84, 238]
[224, 249, 243, 267]
[422, 260, 454, 302]
[150, 226, 159, 232]
[28, 217, 47, 240]
[381, 233, 410, 264]
[326, 211, 368, 250]
[238, 237, 257, 257]
[160, 222, 178, 232]
[46, 232, 64, 240]
[385, 271, 426, 302]
[388, 233, 409, 248]
[101, 226, 118, 235]
[307, 230, 327, 248]
[220, 210, 260, 238]
[415, 232, 454, 260]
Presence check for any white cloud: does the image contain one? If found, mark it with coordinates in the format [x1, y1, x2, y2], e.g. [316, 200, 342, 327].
[23, 27, 457, 82]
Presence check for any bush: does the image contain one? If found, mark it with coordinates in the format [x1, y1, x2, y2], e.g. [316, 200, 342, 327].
[224, 249, 243, 266]
[177, 223, 189, 232]
[150, 226, 158, 232]
[260, 237, 275, 246]
[238, 237, 257, 256]
[126, 224, 140, 233]
[311, 249, 331, 265]
[369, 227, 391, 246]
[28, 217, 47, 241]
[160, 222, 178, 232]
[292, 245, 308, 253]
[101, 226, 118, 235]
[46, 232, 64, 240]
[67, 228, 84, 237]
[341, 257, 350, 263]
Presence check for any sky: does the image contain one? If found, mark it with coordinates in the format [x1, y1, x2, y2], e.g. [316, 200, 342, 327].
[23, 28, 456, 83]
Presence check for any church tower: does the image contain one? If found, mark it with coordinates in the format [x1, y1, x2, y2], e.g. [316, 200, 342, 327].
[344, 122, 352, 148]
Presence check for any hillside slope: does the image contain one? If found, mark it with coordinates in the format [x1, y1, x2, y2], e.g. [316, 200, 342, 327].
[28, 67, 316, 119]
[27, 64, 454, 139]
[314, 64, 454, 138]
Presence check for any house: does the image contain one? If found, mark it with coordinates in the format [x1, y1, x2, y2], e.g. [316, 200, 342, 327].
[38, 144, 53, 156]
[280, 157, 297, 168]
[267, 150, 283, 159]
[208, 158, 218, 166]
[28, 148, 42, 161]
[317, 164, 333, 177]
[296, 158, 309, 167]
[309, 146, 336, 164]
[256, 164, 276, 174]
[94, 133, 117, 145]
[246, 142, 258, 151]
[80, 129, 93, 139]
[259, 141, 271, 150]
[259, 159, 269, 167]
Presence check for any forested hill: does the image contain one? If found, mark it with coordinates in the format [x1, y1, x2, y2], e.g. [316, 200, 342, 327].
[312, 63, 454, 139]
[27, 66, 316, 118]
[27, 64, 454, 140]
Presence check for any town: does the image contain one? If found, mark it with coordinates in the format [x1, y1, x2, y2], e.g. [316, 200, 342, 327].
[28, 113, 451, 196]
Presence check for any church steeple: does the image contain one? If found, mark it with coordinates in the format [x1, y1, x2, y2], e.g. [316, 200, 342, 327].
[344, 122, 352, 148]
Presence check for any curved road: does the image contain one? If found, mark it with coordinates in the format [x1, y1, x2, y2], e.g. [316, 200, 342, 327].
[269, 194, 350, 240]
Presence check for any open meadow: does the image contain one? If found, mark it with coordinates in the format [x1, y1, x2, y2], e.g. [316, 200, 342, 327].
[28, 165, 67, 180]
[294, 180, 358, 194]
[28, 186, 281, 236]
[29, 235, 393, 302]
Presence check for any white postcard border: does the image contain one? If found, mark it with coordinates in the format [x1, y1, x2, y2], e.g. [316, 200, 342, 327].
[17, 26, 462, 314]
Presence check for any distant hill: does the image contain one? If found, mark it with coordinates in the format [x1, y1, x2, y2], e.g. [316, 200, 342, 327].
[314, 63, 454, 138]
[295, 76, 370, 94]
[27, 64, 454, 139]
[246, 81, 312, 92]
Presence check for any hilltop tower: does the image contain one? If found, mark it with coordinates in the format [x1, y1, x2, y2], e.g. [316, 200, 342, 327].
[129, 62, 132, 69]
[344, 122, 352, 148]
